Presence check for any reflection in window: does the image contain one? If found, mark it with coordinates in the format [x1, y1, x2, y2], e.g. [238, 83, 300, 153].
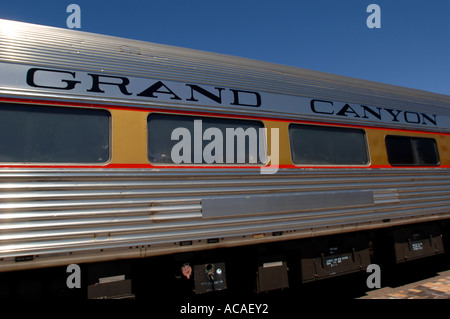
[386, 135, 439, 166]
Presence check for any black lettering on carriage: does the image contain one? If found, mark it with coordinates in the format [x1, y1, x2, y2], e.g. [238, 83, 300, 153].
[310, 99, 437, 126]
[137, 80, 182, 100]
[420, 113, 437, 126]
[230, 89, 262, 107]
[404, 111, 421, 124]
[87, 74, 132, 95]
[361, 105, 382, 120]
[384, 108, 402, 122]
[336, 104, 361, 118]
[24, 67, 437, 126]
[310, 99, 334, 115]
[26, 68, 80, 90]
[186, 84, 224, 103]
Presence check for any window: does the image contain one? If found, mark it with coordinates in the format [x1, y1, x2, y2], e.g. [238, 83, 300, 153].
[289, 124, 368, 165]
[147, 113, 266, 164]
[385, 135, 439, 166]
[0, 103, 110, 163]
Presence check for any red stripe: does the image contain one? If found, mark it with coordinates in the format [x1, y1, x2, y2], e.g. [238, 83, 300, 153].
[0, 163, 448, 169]
[0, 97, 448, 170]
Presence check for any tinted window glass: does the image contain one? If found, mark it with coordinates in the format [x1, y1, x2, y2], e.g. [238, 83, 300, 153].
[147, 113, 265, 164]
[0, 103, 110, 163]
[289, 124, 368, 165]
[385, 136, 414, 165]
[386, 135, 439, 166]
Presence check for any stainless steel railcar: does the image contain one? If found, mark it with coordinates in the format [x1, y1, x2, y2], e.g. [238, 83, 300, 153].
[0, 19, 449, 298]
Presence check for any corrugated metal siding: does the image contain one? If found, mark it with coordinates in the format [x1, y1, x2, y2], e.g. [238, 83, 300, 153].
[0, 168, 449, 266]
[1, 20, 450, 271]
[1, 19, 450, 116]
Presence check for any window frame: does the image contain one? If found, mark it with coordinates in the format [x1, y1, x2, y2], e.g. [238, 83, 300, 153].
[288, 122, 370, 167]
[146, 112, 268, 166]
[0, 102, 112, 165]
[385, 135, 440, 166]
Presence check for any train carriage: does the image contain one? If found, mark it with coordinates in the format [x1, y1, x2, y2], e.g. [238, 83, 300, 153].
[0, 19, 449, 298]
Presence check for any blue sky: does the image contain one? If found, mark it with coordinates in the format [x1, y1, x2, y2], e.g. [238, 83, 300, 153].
[1, 0, 450, 95]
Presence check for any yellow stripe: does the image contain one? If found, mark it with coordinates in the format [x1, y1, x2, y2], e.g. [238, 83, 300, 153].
[109, 110, 450, 166]
[110, 109, 148, 164]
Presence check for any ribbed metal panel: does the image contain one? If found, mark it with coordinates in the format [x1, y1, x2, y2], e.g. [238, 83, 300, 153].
[1, 19, 450, 117]
[0, 168, 449, 270]
[1, 20, 450, 272]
